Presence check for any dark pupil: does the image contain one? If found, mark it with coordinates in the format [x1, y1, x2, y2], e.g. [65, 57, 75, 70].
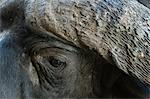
[49, 57, 66, 68]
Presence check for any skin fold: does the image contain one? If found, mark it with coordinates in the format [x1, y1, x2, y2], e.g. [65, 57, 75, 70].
[0, 0, 149, 98]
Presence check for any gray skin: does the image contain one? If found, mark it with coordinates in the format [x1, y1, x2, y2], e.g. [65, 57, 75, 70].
[0, 1, 149, 99]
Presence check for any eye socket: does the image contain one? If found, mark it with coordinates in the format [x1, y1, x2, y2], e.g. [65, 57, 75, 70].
[48, 57, 67, 68]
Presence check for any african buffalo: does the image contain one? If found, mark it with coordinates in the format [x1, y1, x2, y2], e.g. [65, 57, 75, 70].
[0, 0, 149, 98]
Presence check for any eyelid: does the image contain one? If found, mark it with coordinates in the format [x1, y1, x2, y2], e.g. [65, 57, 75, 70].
[24, 30, 78, 54]
[35, 47, 72, 64]
[37, 47, 78, 56]
[28, 42, 78, 55]
[46, 53, 68, 63]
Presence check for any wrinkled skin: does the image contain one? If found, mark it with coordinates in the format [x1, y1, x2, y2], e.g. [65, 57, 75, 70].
[0, 0, 149, 98]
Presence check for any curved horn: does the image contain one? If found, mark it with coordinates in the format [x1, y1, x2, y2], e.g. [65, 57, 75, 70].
[25, 0, 150, 85]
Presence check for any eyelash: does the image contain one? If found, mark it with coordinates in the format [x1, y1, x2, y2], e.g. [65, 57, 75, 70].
[47, 56, 67, 69]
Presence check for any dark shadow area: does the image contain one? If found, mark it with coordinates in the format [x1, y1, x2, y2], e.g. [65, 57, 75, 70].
[137, 0, 150, 8]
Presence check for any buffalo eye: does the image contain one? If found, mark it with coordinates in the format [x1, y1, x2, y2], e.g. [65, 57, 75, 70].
[48, 57, 67, 68]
